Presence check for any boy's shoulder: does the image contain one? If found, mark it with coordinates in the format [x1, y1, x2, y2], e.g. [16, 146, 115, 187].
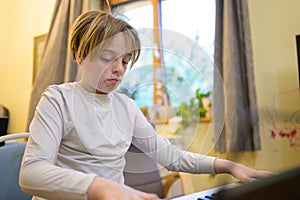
[47, 82, 75, 90]
[44, 82, 76, 97]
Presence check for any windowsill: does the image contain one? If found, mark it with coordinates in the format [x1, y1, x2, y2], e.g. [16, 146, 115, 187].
[200, 117, 211, 123]
[154, 117, 211, 125]
[154, 119, 169, 124]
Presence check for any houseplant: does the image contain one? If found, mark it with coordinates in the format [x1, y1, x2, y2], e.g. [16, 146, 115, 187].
[177, 89, 211, 130]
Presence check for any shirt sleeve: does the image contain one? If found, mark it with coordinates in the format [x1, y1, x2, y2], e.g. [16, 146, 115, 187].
[131, 101, 216, 174]
[19, 86, 96, 200]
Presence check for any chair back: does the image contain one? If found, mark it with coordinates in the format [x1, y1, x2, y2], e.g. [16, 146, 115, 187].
[124, 144, 165, 198]
[0, 133, 32, 200]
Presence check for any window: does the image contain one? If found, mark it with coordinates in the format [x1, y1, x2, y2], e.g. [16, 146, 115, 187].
[114, 0, 215, 109]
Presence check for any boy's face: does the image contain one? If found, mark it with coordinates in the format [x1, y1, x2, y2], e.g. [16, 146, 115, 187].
[79, 33, 132, 94]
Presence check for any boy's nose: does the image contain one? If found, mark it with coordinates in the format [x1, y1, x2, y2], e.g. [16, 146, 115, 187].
[112, 58, 125, 74]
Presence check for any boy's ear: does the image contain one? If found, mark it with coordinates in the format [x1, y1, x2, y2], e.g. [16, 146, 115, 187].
[75, 52, 83, 64]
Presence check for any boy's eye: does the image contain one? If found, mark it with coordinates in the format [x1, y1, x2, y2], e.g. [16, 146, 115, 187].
[100, 56, 113, 62]
[123, 55, 132, 65]
[100, 53, 132, 65]
[122, 59, 130, 65]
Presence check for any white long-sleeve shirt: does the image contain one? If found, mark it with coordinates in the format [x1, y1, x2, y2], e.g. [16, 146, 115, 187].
[19, 82, 216, 200]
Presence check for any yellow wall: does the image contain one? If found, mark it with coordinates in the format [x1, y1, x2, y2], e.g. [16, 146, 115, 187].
[248, 0, 300, 171]
[0, 0, 55, 133]
[249, 0, 299, 116]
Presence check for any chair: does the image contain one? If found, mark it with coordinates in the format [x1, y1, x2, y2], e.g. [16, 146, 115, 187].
[0, 133, 32, 200]
[124, 144, 185, 198]
[0, 105, 9, 146]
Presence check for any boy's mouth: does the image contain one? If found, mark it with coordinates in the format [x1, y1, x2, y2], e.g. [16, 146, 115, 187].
[107, 78, 120, 84]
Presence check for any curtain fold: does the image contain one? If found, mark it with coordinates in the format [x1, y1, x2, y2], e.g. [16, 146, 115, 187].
[213, 0, 261, 152]
[27, 0, 91, 130]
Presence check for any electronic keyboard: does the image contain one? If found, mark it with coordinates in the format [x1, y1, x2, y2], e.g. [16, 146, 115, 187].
[172, 182, 241, 200]
[172, 166, 300, 200]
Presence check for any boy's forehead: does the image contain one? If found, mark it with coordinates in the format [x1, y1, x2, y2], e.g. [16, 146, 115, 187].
[103, 33, 133, 55]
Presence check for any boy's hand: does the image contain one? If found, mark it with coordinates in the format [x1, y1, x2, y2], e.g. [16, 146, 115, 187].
[214, 158, 276, 183]
[88, 177, 161, 200]
[229, 162, 277, 183]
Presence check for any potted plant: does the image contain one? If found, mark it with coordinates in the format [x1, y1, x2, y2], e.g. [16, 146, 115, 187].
[177, 89, 211, 130]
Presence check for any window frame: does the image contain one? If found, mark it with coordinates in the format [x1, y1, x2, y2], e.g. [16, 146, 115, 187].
[109, 0, 167, 105]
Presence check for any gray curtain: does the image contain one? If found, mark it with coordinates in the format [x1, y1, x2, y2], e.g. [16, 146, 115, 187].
[213, 0, 261, 152]
[27, 0, 92, 130]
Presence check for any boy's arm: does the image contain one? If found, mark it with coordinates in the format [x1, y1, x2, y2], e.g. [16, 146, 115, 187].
[20, 87, 95, 199]
[87, 177, 160, 200]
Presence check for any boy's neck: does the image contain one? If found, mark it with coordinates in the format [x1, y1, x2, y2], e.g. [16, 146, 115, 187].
[78, 80, 109, 95]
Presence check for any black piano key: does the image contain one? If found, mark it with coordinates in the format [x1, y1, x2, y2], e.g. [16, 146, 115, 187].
[197, 195, 214, 200]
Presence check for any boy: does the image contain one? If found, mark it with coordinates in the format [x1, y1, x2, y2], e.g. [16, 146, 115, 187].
[20, 10, 274, 200]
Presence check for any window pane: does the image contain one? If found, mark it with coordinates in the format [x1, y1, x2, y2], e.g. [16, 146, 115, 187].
[161, 0, 215, 58]
[161, 0, 215, 107]
[113, 0, 153, 29]
[115, 0, 215, 108]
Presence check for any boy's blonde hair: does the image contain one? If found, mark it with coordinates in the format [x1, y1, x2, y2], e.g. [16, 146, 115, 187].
[69, 10, 141, 67]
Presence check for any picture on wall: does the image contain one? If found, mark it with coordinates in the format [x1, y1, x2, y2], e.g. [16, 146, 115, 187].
[33, 34, 47, 84]
[296, 34, 300, 87]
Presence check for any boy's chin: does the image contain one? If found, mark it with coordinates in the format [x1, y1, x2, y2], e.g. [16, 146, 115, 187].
[95, 87, 115, 94]
[95, 89, 109, 94]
